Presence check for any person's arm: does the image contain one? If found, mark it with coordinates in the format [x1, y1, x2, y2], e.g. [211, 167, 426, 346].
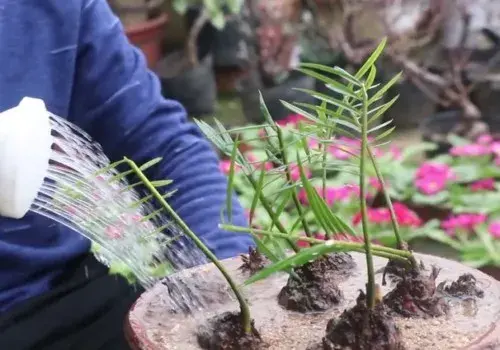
[68, 0, 252, 259]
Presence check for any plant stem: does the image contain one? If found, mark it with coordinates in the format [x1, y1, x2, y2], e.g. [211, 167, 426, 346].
[246, 175, 300, 252]
[220, 224, 413, 261]
[367, 148, 403, 248]
[360, 88, 376, 309]
[125, 158, 252, 333]
[186, 9, 209, 67]
[274, 126, 312, 237]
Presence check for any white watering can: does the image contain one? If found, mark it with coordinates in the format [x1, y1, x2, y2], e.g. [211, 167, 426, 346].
[0, 97, 52, 219]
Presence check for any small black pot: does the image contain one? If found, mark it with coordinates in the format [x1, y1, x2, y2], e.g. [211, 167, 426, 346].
[212, 17, 251, 69]
[239, 70, 316, 123]
[155, 52, 217, 117]
[420, 110, 462, 158]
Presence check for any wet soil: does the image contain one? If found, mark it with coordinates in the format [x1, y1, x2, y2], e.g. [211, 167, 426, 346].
[278, 253, 355, 312]
[383, 266, 449, 318]
[127, 253, 500, 350]
[239, 248, 269, 275]
[319, 292, 404, 350]
[196, 312, 265, 350]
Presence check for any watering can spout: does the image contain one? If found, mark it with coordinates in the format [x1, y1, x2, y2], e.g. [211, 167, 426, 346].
[0, 97, 52, 219]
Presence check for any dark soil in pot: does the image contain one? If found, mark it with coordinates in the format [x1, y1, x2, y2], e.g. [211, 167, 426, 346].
[126, 253, 500, 349]
[239, 70, 316, 123]
[155, 52, 216, 117]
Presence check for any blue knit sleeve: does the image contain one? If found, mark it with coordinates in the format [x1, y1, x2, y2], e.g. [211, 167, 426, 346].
[68, 0, 253, 259]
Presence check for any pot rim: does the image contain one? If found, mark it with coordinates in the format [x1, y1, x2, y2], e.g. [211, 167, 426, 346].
[125, 12, 168, 37]
[110, 0, 164, 14]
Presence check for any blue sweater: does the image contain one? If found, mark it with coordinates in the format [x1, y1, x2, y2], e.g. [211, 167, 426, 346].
[0, 0, 252, 312]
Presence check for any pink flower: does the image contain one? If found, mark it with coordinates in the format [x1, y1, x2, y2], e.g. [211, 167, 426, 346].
[369, 177, 383, 192]
[415, 176, 447, 195]
[219, 160, 240, 175]
[307, 138, 320, 150]
[415, 162, 454, 194]
[389, 146, 402, 160]
[393, 202, 422, 227]
[352, 202, 421, 227]
[276, 114, 308, 127]
[441, 214, 487, 236]
[491, 142, 500, 156]
[299, 185, 359, 206]
[289, 164, 311, 182]
[450, 144, 490, 157]
[477, 134, 493, 144]
[329, 137, 360, 160]
[470, 178, 495, 192]
[415, 162, 454, 181]
[488, 221, 500, 238]
[352, 208, 388, 226]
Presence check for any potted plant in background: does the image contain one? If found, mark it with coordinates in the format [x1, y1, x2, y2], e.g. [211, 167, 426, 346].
[154, 0, 243, 118]
[108, 0, 169, 68]
[238, 0, 320, 123]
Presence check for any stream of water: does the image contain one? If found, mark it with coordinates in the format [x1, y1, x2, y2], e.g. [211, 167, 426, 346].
[29, 113, 223, 314]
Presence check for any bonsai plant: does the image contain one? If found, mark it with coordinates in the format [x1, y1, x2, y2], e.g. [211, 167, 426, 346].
[122, 39, 500, 349]
[108, 0, 168, 67]
[154, 0, 244, 117]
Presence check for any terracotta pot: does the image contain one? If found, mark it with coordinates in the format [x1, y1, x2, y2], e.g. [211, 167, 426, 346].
[125, 253, 500, 349]
[125, 13, 169, 68]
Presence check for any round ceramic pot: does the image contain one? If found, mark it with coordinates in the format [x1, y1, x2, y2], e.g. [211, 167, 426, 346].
[125, 253, 500, 350]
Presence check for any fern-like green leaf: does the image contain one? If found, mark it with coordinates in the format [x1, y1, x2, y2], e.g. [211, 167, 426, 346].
[354, 37, 387, 79]
[150, 180, 173, 188]
[139, 157, 163, 171]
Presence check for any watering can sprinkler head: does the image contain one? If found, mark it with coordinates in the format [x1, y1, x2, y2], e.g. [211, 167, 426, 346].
[0, 97, 52, 219]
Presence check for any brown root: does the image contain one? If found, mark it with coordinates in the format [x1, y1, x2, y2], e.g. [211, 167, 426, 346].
[383, 266, 449, 318]
[320, 291, 405, 350]
[437, 273, 484, 298]
[277, 253, 354, 313]
[239, 247, 269, 275]
[197, 311, 265, 350]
